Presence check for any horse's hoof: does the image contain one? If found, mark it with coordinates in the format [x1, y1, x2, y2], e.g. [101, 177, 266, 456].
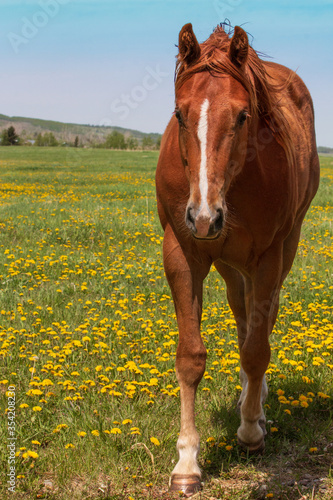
[237, 436, 265, 455]
[169, 474, 201, 497]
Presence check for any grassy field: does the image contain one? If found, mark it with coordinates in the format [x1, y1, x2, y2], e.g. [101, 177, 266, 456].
[0, 147, 332, 500]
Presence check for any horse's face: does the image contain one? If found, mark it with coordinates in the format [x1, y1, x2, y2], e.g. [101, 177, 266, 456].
[175, 74, 250, 239]
[175, 24, 250, 240]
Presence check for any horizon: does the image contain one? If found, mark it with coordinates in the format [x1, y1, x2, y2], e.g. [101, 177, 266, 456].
[0, 0, 332, 146]
[2, 113, 333, 150]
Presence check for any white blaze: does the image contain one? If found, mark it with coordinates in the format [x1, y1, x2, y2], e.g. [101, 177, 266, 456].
[197, 98, 210, 215]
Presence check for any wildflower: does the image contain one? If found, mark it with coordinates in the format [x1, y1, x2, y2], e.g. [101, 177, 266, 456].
[77, 431, 86, 437]
[110, 428, 122, 434]
[150, 437, 160, 446]
[91, 430, 99, 436]
[32, 406, 42, 412]
[318, 392, 330, 399]
[29, 389, 43, 396]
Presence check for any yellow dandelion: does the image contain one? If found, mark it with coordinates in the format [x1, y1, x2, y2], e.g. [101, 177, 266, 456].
[318, 392, 330, 399]
[150, 437, 160, 446]
[32, 406, 42, 412]
[30, 389, 43, 395]
[77, 431, 87, 437]
[91, 430, 99, 436]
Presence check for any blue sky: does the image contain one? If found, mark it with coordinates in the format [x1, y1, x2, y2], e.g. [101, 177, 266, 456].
[0, 0, 332, 146]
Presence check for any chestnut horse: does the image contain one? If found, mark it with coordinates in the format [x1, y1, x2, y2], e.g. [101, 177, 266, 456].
[156, 23, 319, 496]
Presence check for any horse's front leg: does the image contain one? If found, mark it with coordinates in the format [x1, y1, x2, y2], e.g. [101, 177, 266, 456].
[237, 247, 283, 452]
[163, 226, 210, 496]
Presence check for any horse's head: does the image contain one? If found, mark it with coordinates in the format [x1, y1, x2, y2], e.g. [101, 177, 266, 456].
[175, 24, 251, 240]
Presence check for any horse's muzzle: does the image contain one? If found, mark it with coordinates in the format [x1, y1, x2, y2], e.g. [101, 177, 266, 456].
[185, 205, 223, 239]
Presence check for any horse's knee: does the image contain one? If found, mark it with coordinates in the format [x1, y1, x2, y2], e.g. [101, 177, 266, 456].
[240, 340, 270, 381]
[175, 345, 207, 386]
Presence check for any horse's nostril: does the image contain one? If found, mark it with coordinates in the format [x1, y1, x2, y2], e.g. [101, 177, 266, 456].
[214, 208, 223, 232]
[187, 208, 195, 224]
[185, 206, 196, 231]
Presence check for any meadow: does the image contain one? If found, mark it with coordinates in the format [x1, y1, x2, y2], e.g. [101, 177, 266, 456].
[0, 147, 332, 500]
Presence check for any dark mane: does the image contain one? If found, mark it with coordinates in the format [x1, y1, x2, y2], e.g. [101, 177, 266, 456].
[175, 24, 295, 167]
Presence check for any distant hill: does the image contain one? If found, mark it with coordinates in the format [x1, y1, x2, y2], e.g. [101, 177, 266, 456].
[0, 114, 161, 146]
[317, 146, 333, 154]
[1, 114, 331, 152]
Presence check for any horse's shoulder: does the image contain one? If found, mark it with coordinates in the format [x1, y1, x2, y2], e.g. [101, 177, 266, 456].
[264, 61, 314, 113]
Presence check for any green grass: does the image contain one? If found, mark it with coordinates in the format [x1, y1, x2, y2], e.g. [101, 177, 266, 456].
[0, 148, 332, 500]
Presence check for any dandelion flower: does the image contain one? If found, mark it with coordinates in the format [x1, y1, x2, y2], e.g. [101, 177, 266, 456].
[110, 428, 122, 434]
[150, 437, 160, 446]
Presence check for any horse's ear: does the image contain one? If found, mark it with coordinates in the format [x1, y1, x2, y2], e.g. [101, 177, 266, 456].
[178, 23, 201, 66]
[228, 26, 248, 67]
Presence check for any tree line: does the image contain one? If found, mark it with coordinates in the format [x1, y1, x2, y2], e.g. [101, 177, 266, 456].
[0, 126, 161, 150]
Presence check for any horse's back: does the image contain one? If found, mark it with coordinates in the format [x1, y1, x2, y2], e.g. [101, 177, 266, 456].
[264, 61, 319, 209]
[264, 62, 318, 154]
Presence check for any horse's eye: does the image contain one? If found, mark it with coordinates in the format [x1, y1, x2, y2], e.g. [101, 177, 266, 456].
[238, 111, 248, 127]
[175, 109, 183, 125]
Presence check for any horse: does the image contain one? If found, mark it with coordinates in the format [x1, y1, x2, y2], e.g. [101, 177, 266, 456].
[155, 23, 320, 496]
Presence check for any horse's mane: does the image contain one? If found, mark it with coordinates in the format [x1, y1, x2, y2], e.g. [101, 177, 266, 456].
[175, 24, 295, 167]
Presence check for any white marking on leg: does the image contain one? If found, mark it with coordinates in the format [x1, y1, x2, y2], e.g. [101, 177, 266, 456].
[238, 367, 268, 409]
[171, 436, 201, 477]
[237, 368, 268, 445]
[197, 98, 210, 216]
